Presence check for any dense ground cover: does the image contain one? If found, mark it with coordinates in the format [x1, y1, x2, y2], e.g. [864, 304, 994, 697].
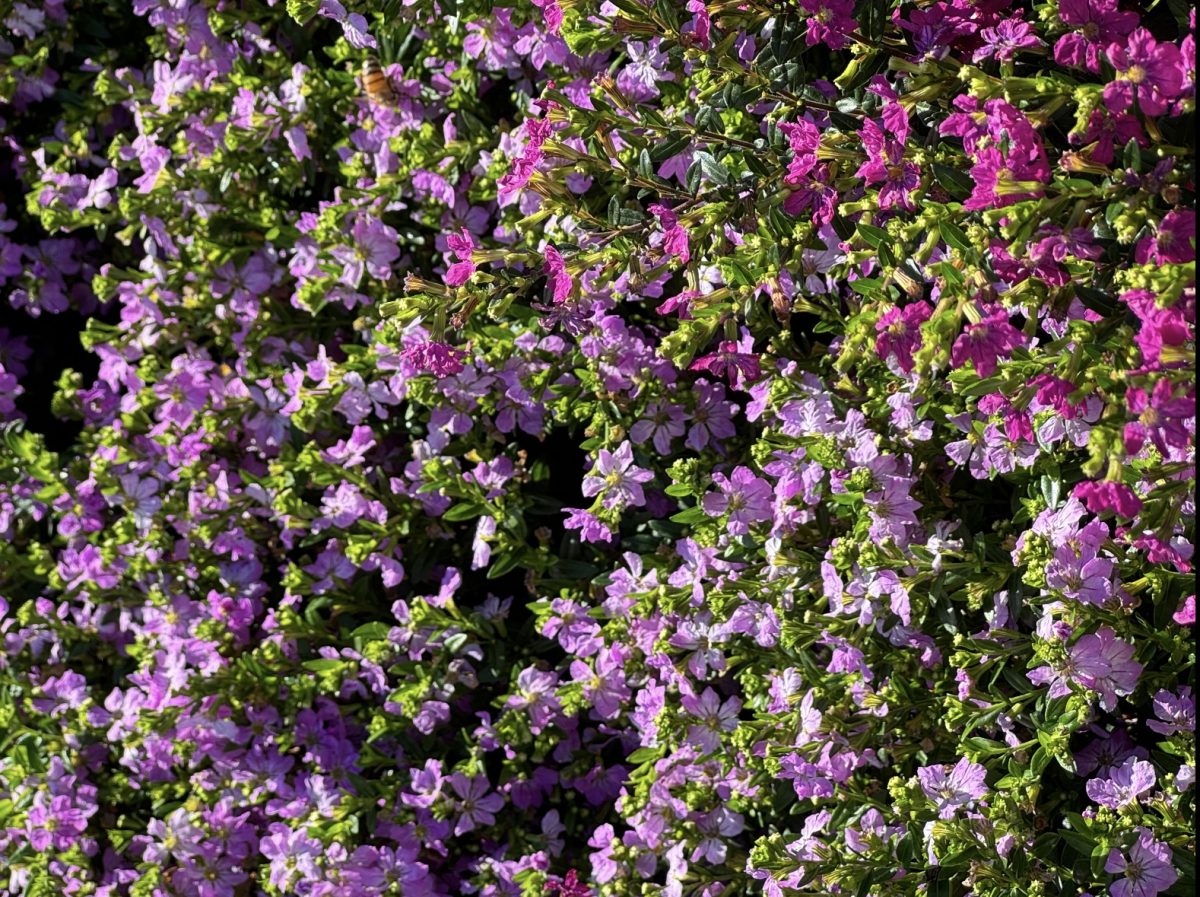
[0, 0, 1194, 895]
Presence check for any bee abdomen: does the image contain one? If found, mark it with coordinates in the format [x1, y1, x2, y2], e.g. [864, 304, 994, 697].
[361, 57, 396, 105]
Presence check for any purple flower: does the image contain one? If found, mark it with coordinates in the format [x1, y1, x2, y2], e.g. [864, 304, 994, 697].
[1086, 757, 1157, 809]
[447, 773, 505, 835]
[630, 399, 686, 455]
[616, 40, 674, 103]
[973, 18, 1042, 62]
[1104, 828, 1178, 897]
[1147, 687, 1195, 736]
[581, 441, 654, 511]
[917, 757, 988, 819]
[680, 687, 741, 754]
[703, 466, 774, 535]
[1069, 627, 1143, 712]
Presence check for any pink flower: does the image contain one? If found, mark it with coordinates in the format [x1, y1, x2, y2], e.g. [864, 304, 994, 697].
[951, 309, 1028, 377]
[1054, 0, 1137, 72]
[1105, 28, 1185, 117]
[401, 340, 467, 378]
[974, 18, 1042, 63]
[543, 244, 573, 303]
[875, 301, 932, 373]
[444, 228, 477, 287]
[1073, 481, 1143, 519]
[649, 203, 690, 264]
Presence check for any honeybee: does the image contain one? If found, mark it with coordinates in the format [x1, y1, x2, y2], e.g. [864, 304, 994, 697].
[361, 56, 396, 106]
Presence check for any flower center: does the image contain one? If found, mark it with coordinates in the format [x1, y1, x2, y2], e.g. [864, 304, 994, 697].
[1126, 64, 1147, 84]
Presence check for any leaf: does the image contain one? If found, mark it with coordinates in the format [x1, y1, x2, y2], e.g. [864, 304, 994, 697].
[301, 659, 345, 673]
[939, 220, 973, 253]
[285, 0, 320, 23]
[442, 502, 486, 522]
[857, 223, 889, 249]
[693, 151, 730, 186]
[933, 163, 973, 200]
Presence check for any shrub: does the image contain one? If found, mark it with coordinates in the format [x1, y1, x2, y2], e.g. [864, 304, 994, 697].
[0, 1, 1194, 896]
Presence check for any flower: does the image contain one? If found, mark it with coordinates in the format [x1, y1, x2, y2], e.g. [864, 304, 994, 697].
[973, 18, 1042, 63]
[1074, 481, 1143, 518]
[917, 757, 988, 819]
[1086, 757, 1157, 809]
[1104, 828, 1178, 897]
[1105, 28, 1185, 117]
[703, 467, 774, 535]
[581, 442, 654, 510]
[1070, 627, 1144, 712]
[1054, 0, 1137, 72]
[951, 309, 1028, 377]
[444, 227, 478, 286]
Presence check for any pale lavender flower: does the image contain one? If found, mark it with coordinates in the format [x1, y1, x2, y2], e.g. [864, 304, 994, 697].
[703, 466, 774, 535]
[1086, 757, 1157, 809]
[917, 757, 988, 819]
[581, 441, 654, 510]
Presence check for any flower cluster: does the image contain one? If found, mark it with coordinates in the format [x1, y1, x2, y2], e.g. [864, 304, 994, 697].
[0, 1, 1193, 897]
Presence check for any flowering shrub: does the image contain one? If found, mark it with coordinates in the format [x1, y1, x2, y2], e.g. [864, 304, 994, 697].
[0, 1, 1194, 896]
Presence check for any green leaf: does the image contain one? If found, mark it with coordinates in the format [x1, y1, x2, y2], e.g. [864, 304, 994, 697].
[857, 223, 889, 249]
[693, 151, 730, 186]
[939, 220, 973, 253]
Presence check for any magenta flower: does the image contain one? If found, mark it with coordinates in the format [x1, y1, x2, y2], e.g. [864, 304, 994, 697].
[444, 227, 478, 287]
[1073, 481, 1143, 518]
[703, 466, 774, 535]
[875, 301, 932, 373]
[401, 340, 467, 378]
[690, 340, 762, 387]
[799, 0, 857, 50]
[917, 757, 988, 819]
[951, 309, 1028, 377]
[649, 203, 690, 264]
[1173, 595, 1196, 626]
[1135, 209, 1196, 266]
[581, 441, 654, 510]
[1054, 0, 1137, 72]
[855, 119, 921, 211]
[1105, 28, 1185, 117]
[1104, 828, 1178, 897]
[780, 118, 821, 185]
[784, 162, 838, 225]
[1123, 379, 1195, 455]
[543, 244, 573, 303]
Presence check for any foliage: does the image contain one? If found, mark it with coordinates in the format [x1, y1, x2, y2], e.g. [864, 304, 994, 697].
[0, 0, 1194, 896]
